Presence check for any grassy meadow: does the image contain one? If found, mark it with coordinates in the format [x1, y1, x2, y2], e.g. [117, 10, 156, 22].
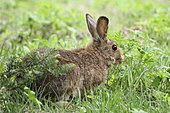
[0, 0, 170, 112]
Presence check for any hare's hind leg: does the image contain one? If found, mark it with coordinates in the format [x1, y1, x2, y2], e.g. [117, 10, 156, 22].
[72, 87, 81, 100]
[56, 94, 71, 107]
[56, 101, 69, 107]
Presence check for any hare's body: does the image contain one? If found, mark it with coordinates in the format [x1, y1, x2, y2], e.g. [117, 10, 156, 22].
[26, 14, 124, 101]
[35, 45, 108, 100]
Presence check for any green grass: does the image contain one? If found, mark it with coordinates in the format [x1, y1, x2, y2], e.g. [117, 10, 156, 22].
[0, 0, 170, 112]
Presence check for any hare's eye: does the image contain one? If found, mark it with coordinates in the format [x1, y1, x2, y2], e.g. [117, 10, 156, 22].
[112, 44, 117, 51]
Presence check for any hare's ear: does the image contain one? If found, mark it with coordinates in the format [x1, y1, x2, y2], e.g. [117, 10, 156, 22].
[86, 14, 98, 40]
[96, 16, 109, 40]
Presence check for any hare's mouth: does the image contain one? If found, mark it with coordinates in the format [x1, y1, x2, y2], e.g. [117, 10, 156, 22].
[114, 59, 123, 65]
[114, 56, 124, 65]
[109, 57, 119, 65]
[108, 56, 124, 66]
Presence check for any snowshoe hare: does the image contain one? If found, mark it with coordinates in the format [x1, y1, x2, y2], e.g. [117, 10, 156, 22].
[25, 13, 124, 101]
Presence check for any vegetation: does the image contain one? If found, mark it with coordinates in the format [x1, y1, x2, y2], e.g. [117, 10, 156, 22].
[0, 0, 170, 112]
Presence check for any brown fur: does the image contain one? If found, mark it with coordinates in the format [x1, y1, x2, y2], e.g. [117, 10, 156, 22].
[25, 14, 124, 101]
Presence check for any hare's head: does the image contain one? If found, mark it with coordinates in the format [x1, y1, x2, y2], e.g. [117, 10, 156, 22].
[86, 14, 124, 66]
